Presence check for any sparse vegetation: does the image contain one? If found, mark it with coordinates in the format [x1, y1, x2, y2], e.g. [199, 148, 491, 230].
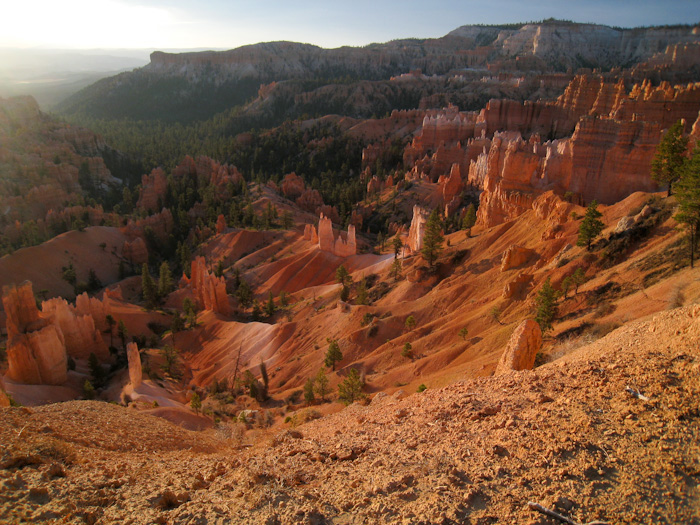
[577, 200, 604, 250]
[535, 277, 558, 335]
[324, 339, 343, 371]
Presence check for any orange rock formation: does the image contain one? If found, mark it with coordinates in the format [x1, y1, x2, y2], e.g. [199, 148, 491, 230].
[304, 214, 356, 257]
[406, 206, 429, 254]
[183, 257, 230, 315]
[42, 296, 110, 361]
[2, 282, 67, 385]
[136, 168, 168, 212]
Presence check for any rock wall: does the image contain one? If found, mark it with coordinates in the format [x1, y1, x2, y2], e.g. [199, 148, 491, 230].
[2, 282, 68, 385]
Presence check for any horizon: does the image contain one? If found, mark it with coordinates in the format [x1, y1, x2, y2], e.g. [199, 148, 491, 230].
[3, 0, 699, 52]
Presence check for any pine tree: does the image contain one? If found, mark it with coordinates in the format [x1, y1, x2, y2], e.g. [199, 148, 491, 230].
[462, 204, 477, 237]
[571, 267, 586, 294]
[265, 291, 276, 317]
[141, 263, 158, 309]
[338, 368, 365, 405]
[402, 342, 413, 359]
[674, 146, 700, 267]
[335, 265, 350, 286]
[355, 278, 368, 305]
[118, 320, 128, 350]
[535, 277, 558, 335]
[392, 235, 403, 258]
[303, 378, 315, 405]
[390, 258, 402, 281]
[236, 279, 253, 308]
[88, 352, 105, 388]
[190, 392, 201, 415]
[421, 209, 444, 267]
[651, 120, 688, 197]
[105, 314, 115, 349]
[314, 367, 329, 401]
[324, 339, 343, 371]
[405, 315, 416, 331]
[157, 262, 172, 299]
[577, 200, 605, 250]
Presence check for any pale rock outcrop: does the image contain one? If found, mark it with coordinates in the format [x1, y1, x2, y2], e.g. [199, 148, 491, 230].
[126, 342, 142, 388]
[495, 319, 542, 375]
[42, 297, 110, 361]
[122, 237, 149, 265]
[3, 282, 68, 385]
[184, 257, 230, 315]
[406, 206, 429, 254]
[501, 245, 536, 272]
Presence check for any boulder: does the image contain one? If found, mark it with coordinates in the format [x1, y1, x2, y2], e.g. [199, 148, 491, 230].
[495, 320, 542, 375]
[501, 245, 536, 272]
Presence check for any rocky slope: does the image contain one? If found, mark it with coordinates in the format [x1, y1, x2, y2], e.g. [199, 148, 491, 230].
[1, 302, 698, 523]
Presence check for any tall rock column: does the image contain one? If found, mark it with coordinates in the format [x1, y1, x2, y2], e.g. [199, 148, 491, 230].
[495, 320, 542, 375]
[126, 342, 142, 388]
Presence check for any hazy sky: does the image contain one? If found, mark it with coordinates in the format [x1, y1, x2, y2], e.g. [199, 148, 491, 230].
[4, 0, 699, 51]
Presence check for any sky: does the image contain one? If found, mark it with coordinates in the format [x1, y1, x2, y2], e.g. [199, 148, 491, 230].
[3, 0, 699, 51]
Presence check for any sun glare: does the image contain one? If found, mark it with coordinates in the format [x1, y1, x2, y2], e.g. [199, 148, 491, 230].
[3, 0, 184, 48]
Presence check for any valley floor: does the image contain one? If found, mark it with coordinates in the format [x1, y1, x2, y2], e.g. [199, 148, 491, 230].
[1, 303, 699, 524]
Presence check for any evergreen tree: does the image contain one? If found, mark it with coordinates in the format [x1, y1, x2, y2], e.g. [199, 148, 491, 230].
[236, 279, 253, 308]
[571, 267, 586, 294]
[118, 320, 128, 350]
[141, 263, 158, 309]
[577, 200, 605, 250]
[190, 392, 201, 415]
[214, 260, 225, 278]
[314, 367, 329, 401]
[88, 352, 105, 388]
[421, 209, 444, 267]
[324, 339, 343, 371]
[392, 235, 403, 259]
[265, 291, 276, 317]
[462, 204, 477, 237]
[535, 277, 558, 335]
[105, 314, 115, 348]
[405, 315, 416, 331]
[335, 265, 351, 286]
[303, 377, 315, 405]
[355, 278, 368, 305]
[157, 262, 173, 299]
[161, 345, 179, 377]
[390, 258, 402, 281]
[674, 146, 700, 267]
[459, 327, 469, 340]
[87, 269, 102, 292]
[338, 368, 365, 405]
[651, 120, 688, 196]
[402, 342, 413, 359]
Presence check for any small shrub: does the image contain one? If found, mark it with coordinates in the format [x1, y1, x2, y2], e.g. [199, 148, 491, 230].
[417, 384, 427, 392]
[360, 313, 375, 327]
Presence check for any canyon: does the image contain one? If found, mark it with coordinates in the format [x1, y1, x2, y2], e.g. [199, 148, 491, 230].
[1, 18, 699, 525]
